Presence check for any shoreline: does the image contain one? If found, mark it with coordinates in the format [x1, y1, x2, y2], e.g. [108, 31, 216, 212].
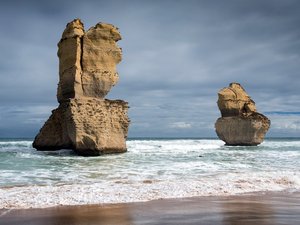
[1, 191, 300, 225]
[1, 178, 298, 209]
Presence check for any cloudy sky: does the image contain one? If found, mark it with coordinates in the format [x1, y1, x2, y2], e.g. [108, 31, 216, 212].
[0, 0, 299, 138]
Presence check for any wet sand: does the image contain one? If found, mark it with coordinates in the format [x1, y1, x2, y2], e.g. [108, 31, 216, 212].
[1, 192, 299, 225]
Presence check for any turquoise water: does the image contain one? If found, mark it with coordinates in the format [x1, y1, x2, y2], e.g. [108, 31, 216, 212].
[0, 138, 299, 208]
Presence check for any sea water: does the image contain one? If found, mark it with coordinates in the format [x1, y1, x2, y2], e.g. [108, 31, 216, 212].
[0, 138, 299, 208]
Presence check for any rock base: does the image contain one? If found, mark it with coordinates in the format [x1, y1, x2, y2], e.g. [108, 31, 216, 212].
[215, 113, 270, 146]
[33, 98, 129, 156]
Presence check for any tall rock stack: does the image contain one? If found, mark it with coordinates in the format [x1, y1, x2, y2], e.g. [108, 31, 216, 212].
[215, 83, 270, 146]
[33, 19, 130, 156]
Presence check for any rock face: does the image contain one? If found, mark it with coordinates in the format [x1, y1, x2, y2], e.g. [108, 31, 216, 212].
[33, 19, 130, 156]
[215, 83, 270, 146]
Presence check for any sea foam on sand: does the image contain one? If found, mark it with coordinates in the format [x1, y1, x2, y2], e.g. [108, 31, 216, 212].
[1, 171, 299, 209]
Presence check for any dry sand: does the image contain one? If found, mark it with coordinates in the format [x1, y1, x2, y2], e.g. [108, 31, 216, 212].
[1, 192, 299, 225]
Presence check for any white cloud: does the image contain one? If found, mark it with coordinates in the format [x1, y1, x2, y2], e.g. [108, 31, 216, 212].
[269, 115, 300, 130]
[169, 122, 192, 129]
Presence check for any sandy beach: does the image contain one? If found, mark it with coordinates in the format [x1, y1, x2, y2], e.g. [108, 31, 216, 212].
[1, 192, 299, 225]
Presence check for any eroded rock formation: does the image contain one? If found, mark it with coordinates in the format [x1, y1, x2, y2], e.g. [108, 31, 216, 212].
[215, 83, 270, 146]
[33, 19, 130, 156]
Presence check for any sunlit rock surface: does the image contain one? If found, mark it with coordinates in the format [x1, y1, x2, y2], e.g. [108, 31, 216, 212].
[215, 83, 270, 146]
[33, 19, 129, 156]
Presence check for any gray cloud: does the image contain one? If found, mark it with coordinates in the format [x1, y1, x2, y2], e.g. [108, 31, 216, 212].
[0, 0, 299, 137]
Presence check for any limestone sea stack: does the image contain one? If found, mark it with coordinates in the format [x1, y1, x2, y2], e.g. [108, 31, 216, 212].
[33, 19, 130, 156]
[215, 83, 270, 146]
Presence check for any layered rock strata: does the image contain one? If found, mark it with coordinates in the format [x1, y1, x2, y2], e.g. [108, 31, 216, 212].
[33, 19, 129, 156]
[215, 83, 270, 146]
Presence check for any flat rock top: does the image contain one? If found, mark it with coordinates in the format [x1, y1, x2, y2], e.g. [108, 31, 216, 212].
[86, 23, 121, 41]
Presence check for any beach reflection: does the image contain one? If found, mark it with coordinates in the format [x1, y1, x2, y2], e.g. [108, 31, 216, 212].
[221, 199, 275, 225]
[50, 205, 133, 225]
[2, 194, 300, 225]
[1, 205, 133, 225]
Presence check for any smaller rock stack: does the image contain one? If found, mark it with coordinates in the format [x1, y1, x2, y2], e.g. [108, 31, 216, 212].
[215, 83, 270, 146]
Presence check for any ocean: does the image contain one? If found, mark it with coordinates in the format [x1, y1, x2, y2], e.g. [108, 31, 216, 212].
[0, 138, 299, 208]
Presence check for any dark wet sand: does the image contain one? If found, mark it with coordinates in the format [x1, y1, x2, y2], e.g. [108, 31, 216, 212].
[1, 192, 299, 225]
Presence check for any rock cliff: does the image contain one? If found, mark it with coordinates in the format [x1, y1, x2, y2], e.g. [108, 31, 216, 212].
[215, 83, 270, 146]
[33, 19, 130, 156]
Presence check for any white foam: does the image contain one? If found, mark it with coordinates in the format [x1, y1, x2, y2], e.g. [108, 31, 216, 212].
[261, 140, 300, 150]
[127, 139, 223, 153]
[1, 171, 299, 209]
[0, 141, 32, 147]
